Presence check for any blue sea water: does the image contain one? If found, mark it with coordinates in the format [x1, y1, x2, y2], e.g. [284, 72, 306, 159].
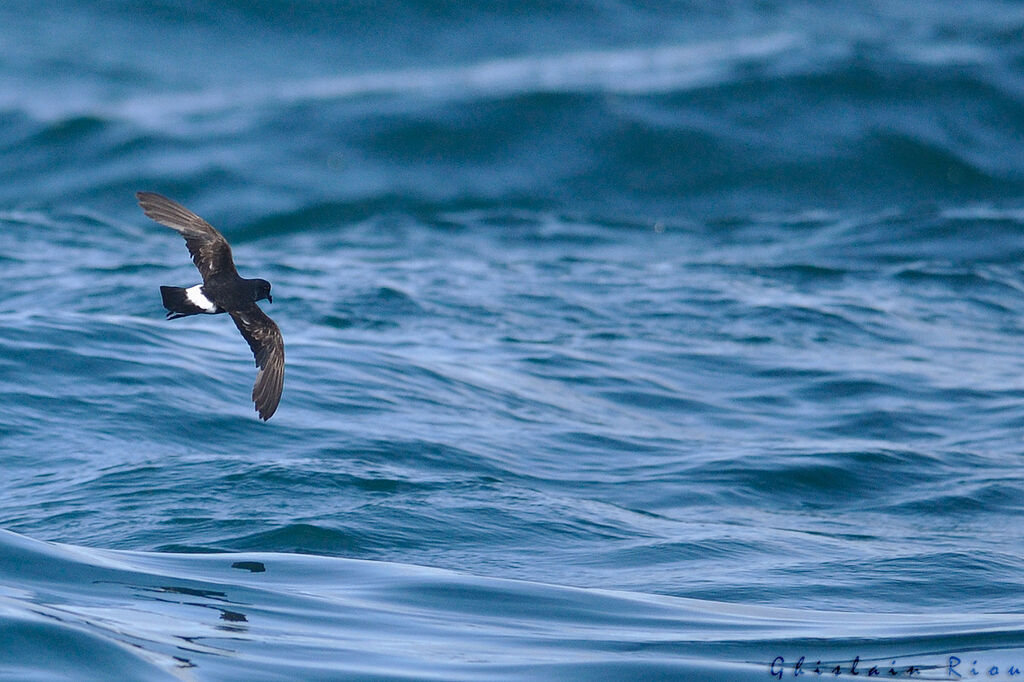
[2, 1, 1024, 679]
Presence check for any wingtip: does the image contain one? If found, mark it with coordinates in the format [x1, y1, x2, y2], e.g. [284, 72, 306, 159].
[135, 191, 165, 215]
[253, 384, 280, 420]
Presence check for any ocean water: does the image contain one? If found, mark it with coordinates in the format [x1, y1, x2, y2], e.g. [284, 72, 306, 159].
[2, 1, 1024, 679]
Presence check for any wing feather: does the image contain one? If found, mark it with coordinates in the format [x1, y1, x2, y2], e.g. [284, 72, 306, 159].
[229, 305, 285, 421]
[136, 192, 238, 281]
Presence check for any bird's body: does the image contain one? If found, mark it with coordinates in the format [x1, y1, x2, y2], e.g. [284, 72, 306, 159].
[136, 191, 284, 420]
[161, 276, 271, 319]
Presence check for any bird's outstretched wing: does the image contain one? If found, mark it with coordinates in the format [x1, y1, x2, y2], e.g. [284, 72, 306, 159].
[229, 305, 285, 421]
[136, 192, 238, 281]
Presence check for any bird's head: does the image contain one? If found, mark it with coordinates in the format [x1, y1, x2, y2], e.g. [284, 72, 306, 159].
[253, 279, 273, 304]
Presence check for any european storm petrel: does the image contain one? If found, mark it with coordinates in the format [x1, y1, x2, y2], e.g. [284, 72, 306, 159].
[136, 192, 284, 421]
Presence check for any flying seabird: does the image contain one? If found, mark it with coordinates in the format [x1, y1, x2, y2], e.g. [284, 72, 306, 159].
[136, 191, 284, 420]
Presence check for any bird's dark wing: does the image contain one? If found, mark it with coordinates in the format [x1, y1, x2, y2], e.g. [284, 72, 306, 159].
[136, 192, 238, 282]
[229, 305, 285, 421]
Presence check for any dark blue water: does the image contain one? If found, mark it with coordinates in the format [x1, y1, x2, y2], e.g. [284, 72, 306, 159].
[3, 1, 1024, 679]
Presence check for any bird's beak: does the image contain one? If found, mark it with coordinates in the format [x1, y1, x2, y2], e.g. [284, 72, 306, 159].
[267, 294, 273, 303]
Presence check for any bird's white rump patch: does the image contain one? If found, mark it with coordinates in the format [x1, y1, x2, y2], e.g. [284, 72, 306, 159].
[185, 285, 218, 313]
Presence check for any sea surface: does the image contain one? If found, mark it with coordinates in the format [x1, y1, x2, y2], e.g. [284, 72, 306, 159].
[2, 1, 1024, 680]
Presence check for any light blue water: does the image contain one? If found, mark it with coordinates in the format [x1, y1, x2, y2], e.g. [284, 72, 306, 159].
[2, 1, 1024, 679]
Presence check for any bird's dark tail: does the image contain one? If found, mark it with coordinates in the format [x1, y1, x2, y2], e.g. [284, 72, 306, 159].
[160, 286, 205, 320]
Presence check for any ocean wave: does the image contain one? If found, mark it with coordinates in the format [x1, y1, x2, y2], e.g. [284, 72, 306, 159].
[1, 528, 1023, 681]
[7, 26, 1020, 132]
[3, 34, 801, 127]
